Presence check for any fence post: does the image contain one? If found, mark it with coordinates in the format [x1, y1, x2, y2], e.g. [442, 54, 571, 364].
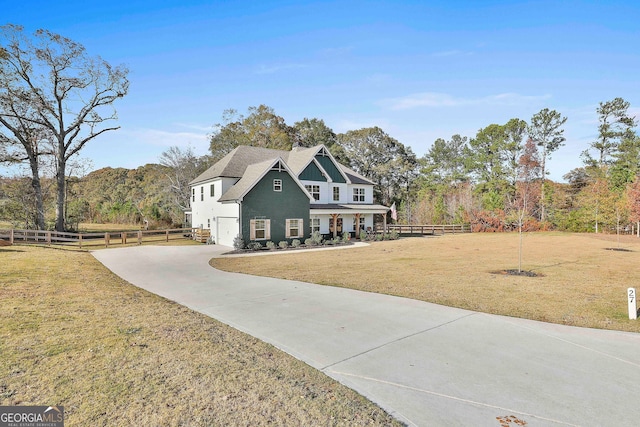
[47, 231, 51, 246]
[105, 233, 110, 248]
[79, 234, 83, 249]
[10, 229, 14, 244]
[122, 232, 126, 245]
[138, 230, 142, 245]
[166, 229, 169, 242]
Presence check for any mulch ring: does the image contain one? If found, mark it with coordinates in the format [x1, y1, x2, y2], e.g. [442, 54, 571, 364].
[0, 239, 12, 247]
[491, 269, 542, 277]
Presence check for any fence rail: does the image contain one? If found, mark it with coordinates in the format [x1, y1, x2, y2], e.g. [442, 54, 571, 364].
[386, 224, 471, 235]
[0, 227, 197, 248]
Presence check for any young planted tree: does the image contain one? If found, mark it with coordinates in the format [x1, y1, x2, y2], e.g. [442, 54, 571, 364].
[513, 139, 541, 272]
[0, 25, 129, 231]
[528, 108, 567, 222]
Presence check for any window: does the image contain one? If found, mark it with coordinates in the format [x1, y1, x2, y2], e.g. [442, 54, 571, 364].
[273, 179, 282, 192]
[286, 219, 303, 238]
[207, 218, 210, 229]
[305, 185, 320, 201]
[353, 216, 365, 231]
[332, 186, 340, 202]
[310, 218, 320, 233]
[250, 219, 270, 240]
[192, 188, 195, 202]
[200, 186, 204, 201]
[210, 184, 215, 197]
[353, 188, 365, 202]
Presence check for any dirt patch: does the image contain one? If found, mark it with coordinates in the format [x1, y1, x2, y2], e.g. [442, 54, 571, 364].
[0, 239, 11, 246]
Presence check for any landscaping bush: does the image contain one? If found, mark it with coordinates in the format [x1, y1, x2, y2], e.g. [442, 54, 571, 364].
[304, 238, 313, 246]
[266, 241, 276, 250]
[291, 239, 301, 248]
[359, 230, 367, 241]
[233, 234, 245, 250]
[342, 231, 350, 242]
[310, 231, 324, 246]
[247, 242, 262, 251]
[278, 241, 289, 249]
[388, 230, 400, 240]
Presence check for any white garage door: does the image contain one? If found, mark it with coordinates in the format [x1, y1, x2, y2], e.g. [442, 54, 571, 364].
[217, 217, 238, 247]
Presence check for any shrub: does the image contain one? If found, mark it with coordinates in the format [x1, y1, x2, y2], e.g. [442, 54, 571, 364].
[359, 230, 367, 241]
[233, 234, 245, 250]
[266, 241, 276, 250]
[304, 238, 313, 246]
[342, 231, 350, 242]
[375, 233, 384, 241]
[310, 231, 324, 246]
[388, 230, 400, 240]
[325, 238, 335, 246]
[332, 237, 342, 245]
[247, 242, 262, 251]
[278, 240, 289, 249]
[291, 239, 301, 248]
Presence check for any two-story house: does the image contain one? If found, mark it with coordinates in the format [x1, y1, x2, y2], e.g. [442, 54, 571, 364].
[188, 144, 389, 247]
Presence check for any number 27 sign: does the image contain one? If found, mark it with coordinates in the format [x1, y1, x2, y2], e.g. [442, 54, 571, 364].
[629, 288, 637, 320]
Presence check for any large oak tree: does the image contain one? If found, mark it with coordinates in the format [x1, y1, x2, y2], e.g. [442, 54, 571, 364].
[0, 25, 128, 230]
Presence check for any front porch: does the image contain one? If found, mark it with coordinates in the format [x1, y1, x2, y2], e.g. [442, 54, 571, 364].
[309, 204, 390, 239]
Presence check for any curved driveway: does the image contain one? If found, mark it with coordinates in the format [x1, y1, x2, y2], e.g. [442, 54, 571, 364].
[93, 245, 640, 426]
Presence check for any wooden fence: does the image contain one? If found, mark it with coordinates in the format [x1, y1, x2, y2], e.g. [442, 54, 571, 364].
[0, 227, 197, 249]
[386, 224, 471, 236]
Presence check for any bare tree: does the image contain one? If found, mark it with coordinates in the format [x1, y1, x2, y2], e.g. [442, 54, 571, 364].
[0, 25, 128, 231]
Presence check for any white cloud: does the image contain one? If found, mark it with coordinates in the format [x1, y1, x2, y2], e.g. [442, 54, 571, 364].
[381, 92, 552, 110]
[125, 128, 209, 152]
[254, 63, 308, 74]
[431, 50, 473, 57]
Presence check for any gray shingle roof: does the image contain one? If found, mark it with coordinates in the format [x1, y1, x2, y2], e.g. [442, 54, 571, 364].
[217, 158, 279, 202]
[190, 146, 289, 185]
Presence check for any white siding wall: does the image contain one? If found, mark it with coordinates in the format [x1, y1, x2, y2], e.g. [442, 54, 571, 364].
[190, 178, 240, 244]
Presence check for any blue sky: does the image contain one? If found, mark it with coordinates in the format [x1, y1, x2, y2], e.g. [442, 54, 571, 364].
[3, 0, 640, 181]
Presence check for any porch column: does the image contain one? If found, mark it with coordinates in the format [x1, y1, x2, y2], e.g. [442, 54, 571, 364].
[355, 213, 361, 239]
[331, 214, 338, 238]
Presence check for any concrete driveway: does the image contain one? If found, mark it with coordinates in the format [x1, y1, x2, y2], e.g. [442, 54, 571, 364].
[93, 245, 640, 426]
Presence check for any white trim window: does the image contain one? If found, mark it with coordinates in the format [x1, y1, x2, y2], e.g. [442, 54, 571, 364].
[353, 188, 365, 202]
[250, 219, 270, 240]
[286, 218, 303, 238]
[200, 186, 204, 201]
[192, 188, 195, 202]
[210, 184, 215, 197]
[310, 218, 320, 233]
[273, 179, 282, 192]
[332, 186, 340, 202]
[305, 185, 320, 201]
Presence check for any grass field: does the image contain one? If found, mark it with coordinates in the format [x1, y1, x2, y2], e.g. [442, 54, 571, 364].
[212, 232, 640, 333]
[0, 246, 400, 426]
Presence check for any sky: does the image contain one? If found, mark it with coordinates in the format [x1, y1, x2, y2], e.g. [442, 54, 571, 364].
[3, 0, 640, 182]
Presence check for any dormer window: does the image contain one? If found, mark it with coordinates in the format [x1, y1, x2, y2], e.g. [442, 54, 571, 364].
[353, 188, 365, 202]
[305, 185, 320, 201]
